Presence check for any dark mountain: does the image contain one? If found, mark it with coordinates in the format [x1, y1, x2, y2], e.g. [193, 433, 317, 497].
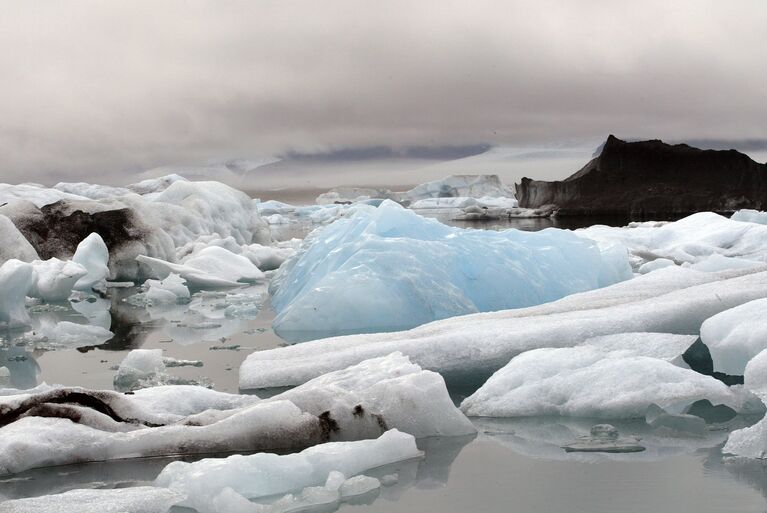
[515, 135, 767, 217]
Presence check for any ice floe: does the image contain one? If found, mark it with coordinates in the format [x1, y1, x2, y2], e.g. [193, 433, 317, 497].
[155, 429, 421, 513]
[459, 345, 746, 418]
[242, 266, 767, 389]
[0, 486, 184, 513]
[0, 353, 471, 474]
[701, 298, 767, 376]
[71, 233, 110, 293]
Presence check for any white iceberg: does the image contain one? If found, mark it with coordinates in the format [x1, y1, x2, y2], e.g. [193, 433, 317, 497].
[700, 298, 767, 376]
[722, 350, 767, 459]
[28, 258, 87, 301]
[113, 348, 209, 392]
[459, 345, 743, 418]
[270, 200, 631, 340]
[241, 266, 767, 389]
[0, 486, 183, 513]
[155, 429, 420, 513]
[72, 233, 110, 292]
[0, 260, 35, 328]
[0, 214, 38, 265]
[579, 212, 767, 272]
[0, 354, 471, 474]
[137, 246, 264, 289]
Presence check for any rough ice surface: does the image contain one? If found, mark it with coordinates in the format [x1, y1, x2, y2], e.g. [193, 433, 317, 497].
[28, 258, 87, 301]
[0, 214, 38, 265]
[154, 429, 421, 513]
[409, 196, 518, 210]
[577, 332, 697, 368]
[579, 212, 767, 272]
[637, 258, 676, 274]
[242, 266, 767, 388]
[0, 260, 35, 328]
[138, 246, 264, 289]
[0, 354, 471, 474]
[700, 298, 767, 375]
[268, 353, 476, 439]
[72, 233, 110, 292]
[270, 200, 631, 340]
[241, 243, 296, 271]
[731, 209, 767, 225]
[0, 177, 272, 282]
[0, 486, 184, 513]
[36, 320, 113, 348]
[722, 350, 767, 459]
[459, 345, 743, 418]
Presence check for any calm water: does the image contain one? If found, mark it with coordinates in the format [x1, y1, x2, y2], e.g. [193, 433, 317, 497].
[1, 193, 765, 512]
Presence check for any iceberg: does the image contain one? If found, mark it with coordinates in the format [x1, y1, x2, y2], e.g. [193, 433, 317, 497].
[459, 345, 744, 418]
[127, 273, 190, 306]
[28, 258, 87, 301]
[137, 246, 264, 289]
[113, 348, 210, 392]
[700, 298, 767, 376]
[722, 350, 767, 459]
[0, 260, 35, 328]
[72, 233, 110, 293]
[0, 486, 183, 513]
[0, 214, 38, 265]
[731, 209, 767, 225]
[0, 354, 471, 474]
[270, 200, 631, 340]
[241, 266, 767, 389]
[579, 212, 767, 272]
[155, 429, 421, 513]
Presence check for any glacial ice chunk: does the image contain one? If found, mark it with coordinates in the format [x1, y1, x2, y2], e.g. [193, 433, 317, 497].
[721, 350, 767, 459]
[0, 214, 38, 265]
[270, 200, 631, 340]
[0, 260, 35, 328]
[137, 246, 264, 289]
[0, 486, 184, 513]
[154, 430, 420, 513]
[28, 258, 87, 301]
[459, 345, 743, 418]
[113, 349, 209, 392]
[731, 209, 767, 225]
[241, 266, 767, 389]
[72, 233, 110, 292]
[700, 298, 767, 375]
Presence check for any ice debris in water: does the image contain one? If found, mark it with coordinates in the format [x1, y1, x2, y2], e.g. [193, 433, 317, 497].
[113, 348, 210, 392]
[241, 266, 767, 389]
[460, 344, 746, 419]
[125, 272, 190, 306]
[137, 245, 264, 289]
[0, 486, 184, 513]
[155, 429, 419, 513]
[561, 424, 645, 453]
[0, 260, 35, 328]
[72, 233, 110, 293]
[0, 353, 472, 475]
[269, 200, 631, 340]
[700, 297, 767, 376]
[28, 258, 86, 301]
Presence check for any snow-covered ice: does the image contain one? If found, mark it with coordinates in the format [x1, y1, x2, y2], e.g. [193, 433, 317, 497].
[242, 266, 767, 389]
[700, 298, 767, 376]
[270, 200, 631, 340]
[138, 246, 264, 289]
[154, 429, 421, 513]
[72, 233, 110, 293]
[0, 486, 184, 513]
[459, 345, 744, 418]
[0, 260, 35, 328]
[0, 353, 471, 474]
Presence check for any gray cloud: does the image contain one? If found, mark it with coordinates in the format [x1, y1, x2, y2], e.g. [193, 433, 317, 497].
[0, 0, 765, 184]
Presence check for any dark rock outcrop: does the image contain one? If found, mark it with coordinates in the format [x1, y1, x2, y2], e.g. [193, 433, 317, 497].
[516, 135, 767, 217]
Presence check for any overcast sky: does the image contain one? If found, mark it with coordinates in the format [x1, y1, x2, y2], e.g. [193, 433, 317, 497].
[1, 0, 765, 185]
